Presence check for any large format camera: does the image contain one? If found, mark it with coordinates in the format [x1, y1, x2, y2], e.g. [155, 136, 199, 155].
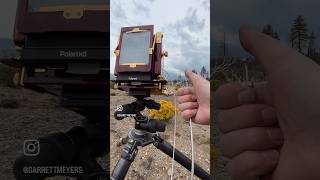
[12, 1, 110, 179]
[14, 0, 109, 107]
[114, 25, 168, 97]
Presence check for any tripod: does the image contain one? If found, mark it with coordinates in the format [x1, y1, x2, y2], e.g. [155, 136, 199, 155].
[13, 85, 109, 180]
[111, 97, 210, 180]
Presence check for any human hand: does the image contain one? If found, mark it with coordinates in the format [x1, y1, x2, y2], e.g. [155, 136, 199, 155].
[177, 71, 210, 125]
[216, 25, 320, 180]
[216, 83, 283, 180]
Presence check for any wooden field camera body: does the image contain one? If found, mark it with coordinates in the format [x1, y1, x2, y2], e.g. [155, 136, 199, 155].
[114, 25, 168, 96]
[14, 0, 109, 86]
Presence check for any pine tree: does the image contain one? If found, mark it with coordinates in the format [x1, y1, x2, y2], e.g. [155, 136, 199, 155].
[219, 32, 227, 57]
[263, 24, 273, 36]
[274, 32, 280, 40]
[289, 15, 309, 53]
[262, 24, 280, 40]
[289, 26, 296, 48]
[308, 32, 316, 59]
[177, 73, 182, 81]
[200, 66, 207, 79]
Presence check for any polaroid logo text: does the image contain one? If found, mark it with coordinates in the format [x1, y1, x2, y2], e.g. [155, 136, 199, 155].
[128, 77, 138, 80]
[116, 114, 136, 118]
[59, 51, 87, 58]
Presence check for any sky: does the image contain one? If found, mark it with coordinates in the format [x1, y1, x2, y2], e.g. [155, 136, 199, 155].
[0, 0, 17, 39]
[212, 0, 320, 58]
[110, 0, 210, 79]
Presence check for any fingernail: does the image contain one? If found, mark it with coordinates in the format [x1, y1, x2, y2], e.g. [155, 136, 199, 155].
[264, 150, 279, 164]
[261, 107, 277, 121]
[267, 129, 284, 145]
[238, 89, 255, 104]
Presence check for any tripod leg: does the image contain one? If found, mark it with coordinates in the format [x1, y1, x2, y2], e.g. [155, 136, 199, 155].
[153, 136, 210, 180]
[111, 139, 138, 180]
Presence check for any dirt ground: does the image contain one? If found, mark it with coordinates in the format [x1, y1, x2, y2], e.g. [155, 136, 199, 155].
[0, 84, 210, 180]
[0, 84, 108, 180]
[110, 89, 210, 180]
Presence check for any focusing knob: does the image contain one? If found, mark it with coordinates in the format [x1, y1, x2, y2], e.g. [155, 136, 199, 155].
[162, 51, 168, 58]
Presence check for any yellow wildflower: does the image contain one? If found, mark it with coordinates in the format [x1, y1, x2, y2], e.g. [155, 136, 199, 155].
[148, 99, 178, 122]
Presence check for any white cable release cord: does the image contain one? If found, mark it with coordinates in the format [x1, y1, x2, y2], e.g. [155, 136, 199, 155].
[189, 118, 195, 180]
[171, 93, 177, 180]
[187, 80, 195, 180]
[171, 82, 195, 180]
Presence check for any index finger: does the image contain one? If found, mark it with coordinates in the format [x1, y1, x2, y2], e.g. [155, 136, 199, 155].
[176, 87, 194, 96]
[214, 82, 271, 109]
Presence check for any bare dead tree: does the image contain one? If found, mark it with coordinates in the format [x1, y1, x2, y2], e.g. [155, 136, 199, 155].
[212, 57, 236, 76]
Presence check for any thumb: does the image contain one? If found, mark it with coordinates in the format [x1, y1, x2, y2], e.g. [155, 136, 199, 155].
[239, 25, 310, 76]
[185, 70, 201, 85]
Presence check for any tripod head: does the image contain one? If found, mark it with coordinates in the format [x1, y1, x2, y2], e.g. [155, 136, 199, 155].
[111, 96, 210, 180]
[114, 97, 165, 133]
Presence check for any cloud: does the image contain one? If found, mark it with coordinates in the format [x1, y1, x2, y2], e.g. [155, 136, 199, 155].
[110, 0, 210, 79]
[168, 9, 206, 33]
[132, 0, 150, 16]
[161, 8, 209, 77]
[201, 0, 210, 11]
[146, 0, 156, 3]
[111, 1, 127, 20]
